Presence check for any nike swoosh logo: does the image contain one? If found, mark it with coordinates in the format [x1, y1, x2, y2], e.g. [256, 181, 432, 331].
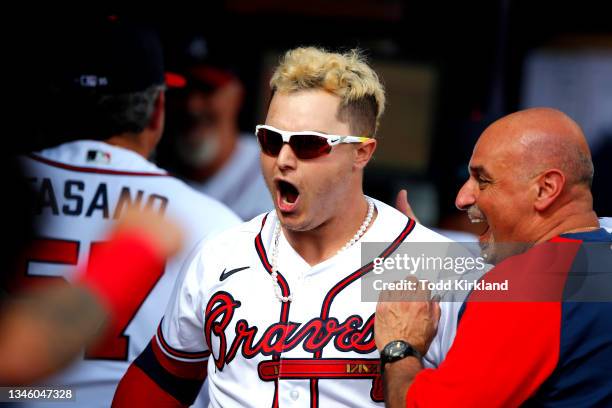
[220, 266, 250, 281]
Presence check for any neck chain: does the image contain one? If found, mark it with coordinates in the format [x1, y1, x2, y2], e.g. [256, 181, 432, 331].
[269, 197, 375, 303]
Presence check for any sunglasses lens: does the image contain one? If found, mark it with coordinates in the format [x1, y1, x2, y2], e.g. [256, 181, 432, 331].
[256, 128, 283, 156]
[256, 127, 333, 159]
[290, 134, 332, 159]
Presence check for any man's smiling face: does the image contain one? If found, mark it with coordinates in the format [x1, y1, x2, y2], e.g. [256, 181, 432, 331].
[455, 124, 535, 263]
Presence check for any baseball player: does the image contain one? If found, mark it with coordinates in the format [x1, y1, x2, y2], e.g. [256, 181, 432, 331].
[113, 47, 466, 407]
[17, 20, 240, 407]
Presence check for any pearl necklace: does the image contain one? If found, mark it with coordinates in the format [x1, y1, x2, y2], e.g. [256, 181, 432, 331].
[269, 197, 375, 303]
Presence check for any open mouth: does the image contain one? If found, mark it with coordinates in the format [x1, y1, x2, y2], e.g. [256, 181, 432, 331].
[467, 206, 489, 238]
[469, 217, 489, 237]
[478, 222, 490, 239]
[471, 220, 492, 247]
[276, 179, 300, 212]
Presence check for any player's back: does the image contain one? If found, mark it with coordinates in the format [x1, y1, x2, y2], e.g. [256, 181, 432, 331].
[18, 139, 240, 407]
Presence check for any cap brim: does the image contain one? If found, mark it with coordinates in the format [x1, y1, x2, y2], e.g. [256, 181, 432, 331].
[188, 65, 235, 89]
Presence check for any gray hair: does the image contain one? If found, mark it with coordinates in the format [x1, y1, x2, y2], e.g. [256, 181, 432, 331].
[96, 84, 165, 135]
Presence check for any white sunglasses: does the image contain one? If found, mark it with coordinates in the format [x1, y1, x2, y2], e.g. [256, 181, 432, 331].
[255, 124, 370, 159]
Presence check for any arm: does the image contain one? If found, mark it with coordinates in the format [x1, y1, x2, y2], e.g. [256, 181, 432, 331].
[375, 277, 440, 408]
[0, 209, 180, 385]
[377, 242, 577, 407]
[383, 357, 423, 408]
[403, 301, 561, 407]
[0, 284, 107, 385]
[112, 335, 208, 407]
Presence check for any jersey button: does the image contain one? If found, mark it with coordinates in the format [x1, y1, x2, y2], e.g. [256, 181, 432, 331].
[290, 390, 299, 400]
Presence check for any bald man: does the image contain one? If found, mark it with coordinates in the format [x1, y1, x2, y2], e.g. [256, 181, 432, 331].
[376, 108, 612, 407]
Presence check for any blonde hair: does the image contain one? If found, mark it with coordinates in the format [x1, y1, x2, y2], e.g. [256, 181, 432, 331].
[269, 46, 385, 137]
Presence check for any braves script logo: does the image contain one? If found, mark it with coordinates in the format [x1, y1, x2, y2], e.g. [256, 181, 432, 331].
[205, 291, 383, 402]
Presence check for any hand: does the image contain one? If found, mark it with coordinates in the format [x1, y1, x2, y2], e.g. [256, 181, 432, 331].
[375, 277, 441, 356]
[395, 189, 419, 223]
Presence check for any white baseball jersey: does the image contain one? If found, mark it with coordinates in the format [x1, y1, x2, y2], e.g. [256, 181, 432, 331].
[19, 140, 240, 407]
[187, 135, 273, 221]
[154, 199, 464, 408]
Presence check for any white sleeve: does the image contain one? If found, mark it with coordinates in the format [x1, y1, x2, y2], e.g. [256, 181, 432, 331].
[422, 259, 489, 368]
[140, 239, 212, 408]
[157, 243, 210, 360]
[422, 300, 462, 368]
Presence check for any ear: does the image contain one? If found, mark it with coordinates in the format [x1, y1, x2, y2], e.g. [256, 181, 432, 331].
[533, 169, 565, 212]
[147, 90, 165, 132]
[354, 138, 377, 170]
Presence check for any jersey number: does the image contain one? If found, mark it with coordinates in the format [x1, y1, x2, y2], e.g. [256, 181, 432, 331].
[17, 237, 164, 361]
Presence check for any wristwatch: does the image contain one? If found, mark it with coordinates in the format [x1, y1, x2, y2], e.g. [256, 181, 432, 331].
[380, 340, 422, 373]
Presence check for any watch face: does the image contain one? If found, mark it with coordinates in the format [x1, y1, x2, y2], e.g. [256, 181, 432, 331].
[384, 340, 409, 359]
[381, 341, 421, 372]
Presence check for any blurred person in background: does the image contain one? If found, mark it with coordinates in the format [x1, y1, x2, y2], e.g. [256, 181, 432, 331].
[1, 201, 184, 386]
[158, 36, 273, 221]
[0, 151, 184, 386]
